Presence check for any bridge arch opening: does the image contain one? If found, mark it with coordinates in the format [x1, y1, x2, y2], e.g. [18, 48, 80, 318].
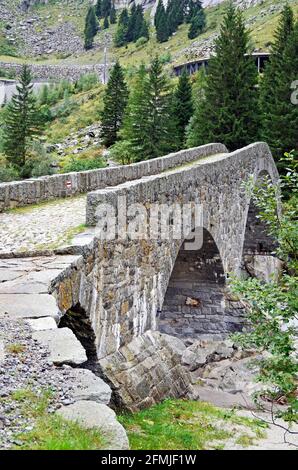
[158, 228, 245, 341]
[59, 303, 98, 361]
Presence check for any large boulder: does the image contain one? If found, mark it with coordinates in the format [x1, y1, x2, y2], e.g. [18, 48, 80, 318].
[69, 369, 112, 405]
[57, 401, 129, 450]
[182, 339, 235, 371]
[99, 330, 192, 412]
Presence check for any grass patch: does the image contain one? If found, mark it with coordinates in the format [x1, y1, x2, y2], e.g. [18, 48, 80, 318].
[45, 85, 104, 144]
[6, 343, 26, 355]
[119, 399, 266, 450]
[16, 414, 106, 450]
[8, 388, 106, 450]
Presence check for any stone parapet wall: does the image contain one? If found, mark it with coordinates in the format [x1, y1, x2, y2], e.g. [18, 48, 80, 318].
[0, 61, 105, 83]
[0, 143, 226, 212]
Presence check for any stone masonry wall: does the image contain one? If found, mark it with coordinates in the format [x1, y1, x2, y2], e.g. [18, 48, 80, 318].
[10, 144, 276, 362]
[65, 142, 278, 359]
[0, 61, 105, 83]
[0, 143, 226, 212]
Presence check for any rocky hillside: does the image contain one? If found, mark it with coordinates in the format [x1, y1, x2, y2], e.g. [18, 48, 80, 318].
[0, 0, 297, 62]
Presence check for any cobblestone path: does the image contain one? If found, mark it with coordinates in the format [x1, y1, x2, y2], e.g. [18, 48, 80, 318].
[0, 195, 87, 255]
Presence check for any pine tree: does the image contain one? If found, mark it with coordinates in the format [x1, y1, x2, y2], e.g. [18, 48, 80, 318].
[101, 0, 111, 19]
[123, 57, 174, 160]
[95, 0, 102, 19]
[156, 2, 169, 43]
[154, 0, 164, 28]
[188, 9, 206, 39]
[127, 3, 137, 43]
[173, 69, 193, 148]
[134, 5, 146, 42]
[167, 0, 184, 35]
[84, 6, 98, 50]
[100, 62, 128, 147]
[261, 22, 298, 162]
[259, 5, 296, 163]
[185, 0, 204, 23]
[122, 63, 151, 161]
[187, 4, 259, 151]
[103, 15, 109, 29]
[3, 65, 43, 171]
[140, 19, 149, 40]
[114, 8, 129, 47]
[110, 2, 117, 24]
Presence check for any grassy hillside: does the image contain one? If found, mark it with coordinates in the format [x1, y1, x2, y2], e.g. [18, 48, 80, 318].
[1, 0, 298, 68]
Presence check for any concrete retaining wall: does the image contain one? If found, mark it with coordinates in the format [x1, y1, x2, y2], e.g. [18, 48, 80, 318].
[0, 143, 227, 212]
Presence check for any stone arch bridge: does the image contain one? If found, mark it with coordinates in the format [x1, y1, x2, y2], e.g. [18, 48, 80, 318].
[0, 142, 279, 410]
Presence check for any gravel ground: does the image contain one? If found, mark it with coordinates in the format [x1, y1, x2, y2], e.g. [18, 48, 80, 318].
[0, 318, 79, 449]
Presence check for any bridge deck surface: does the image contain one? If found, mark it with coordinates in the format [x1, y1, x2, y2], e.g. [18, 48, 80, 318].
[0, 195, 86, 256]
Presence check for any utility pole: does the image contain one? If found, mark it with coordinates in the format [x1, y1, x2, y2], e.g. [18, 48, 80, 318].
[103, 33, 108, 85]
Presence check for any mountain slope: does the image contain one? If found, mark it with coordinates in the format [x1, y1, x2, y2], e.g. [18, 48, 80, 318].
[0, 0, 297, 66]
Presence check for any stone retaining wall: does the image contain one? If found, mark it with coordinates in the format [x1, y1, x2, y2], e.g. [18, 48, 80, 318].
[0, 61, 105, 83]
[0, 143, 226, 212]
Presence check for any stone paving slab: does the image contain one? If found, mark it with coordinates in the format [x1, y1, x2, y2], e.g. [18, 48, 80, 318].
[26, 317, 58, 331]
[0, 255, 81, 320]
[0, 195, 86, 255]
[32, 328, 87, 366]
[0, 293, 59, 320]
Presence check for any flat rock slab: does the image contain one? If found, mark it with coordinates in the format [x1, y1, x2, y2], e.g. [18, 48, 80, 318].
[69, 369, 112, 405]
[0, 270, 24, 283]
[0, 293, 59, 320]
[57, 401, 129, 450]
[32, 327, 87, 366]
[192, 386, 257, 410]
[26, 317, 58, 331]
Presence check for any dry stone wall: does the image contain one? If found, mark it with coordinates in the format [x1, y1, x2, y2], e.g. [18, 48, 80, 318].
[0, 143, 226, 212]
[0, 61, 105, 83]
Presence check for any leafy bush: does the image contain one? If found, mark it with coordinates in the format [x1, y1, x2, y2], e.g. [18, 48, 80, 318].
[231, 151, 298, 429]
[135, 37, 149, 48]
[75, 73, 99, 93]
[0, 164, 20, 182]
[109, 140, 135, 165]
[61, 156, 106, 173]
[18, 142, 56, 179]
[159, 52, 172, 64]
[51, 92, 78, 120]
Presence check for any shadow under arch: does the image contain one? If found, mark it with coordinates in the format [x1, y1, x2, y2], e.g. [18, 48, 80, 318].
[158, 228, 246, 340]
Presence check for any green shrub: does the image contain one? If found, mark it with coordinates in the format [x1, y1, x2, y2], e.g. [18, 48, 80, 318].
[62, 156, 106, 173]
[159, 52, 172, 64]
[75, 73, 99, 93]
[0, 164, 20, 182]
[109, 140, 135, 165]
[135, 37, 149, 48]
[20, 142, 56, 179]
